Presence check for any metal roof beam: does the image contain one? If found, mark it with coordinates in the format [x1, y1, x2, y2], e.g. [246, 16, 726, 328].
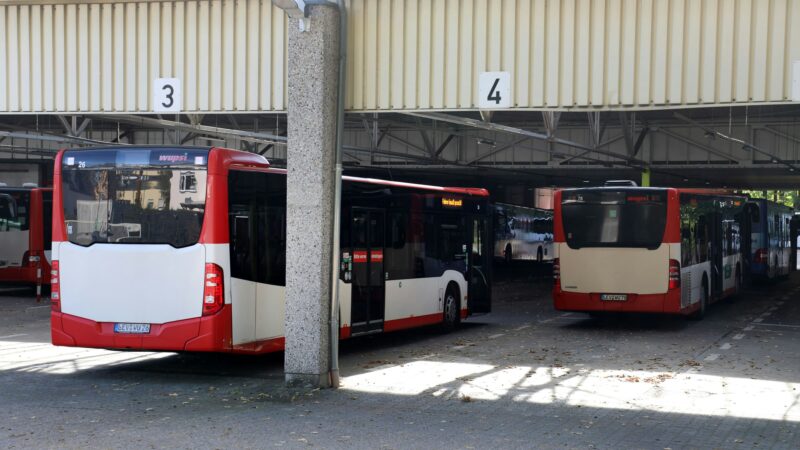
[673, 112, 796, 171]
[404, 111, 645, 167]
[0, 129, 116, 146]
[89, 114, 287, 147]
[434, 134, 456, 157]
[655, 128, 740, 163]
[466, 137, 531, 165]
[758, 126, 800, 145]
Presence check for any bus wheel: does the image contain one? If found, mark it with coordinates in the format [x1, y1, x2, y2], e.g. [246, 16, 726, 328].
[504, 244, 513, 264]
[442, 286, 461, 332]
[537, 247, 543, 263]
[691, 280, 709, 320]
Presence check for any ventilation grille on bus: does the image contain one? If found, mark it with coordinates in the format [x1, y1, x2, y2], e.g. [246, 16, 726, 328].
[681, 272, 692, 308]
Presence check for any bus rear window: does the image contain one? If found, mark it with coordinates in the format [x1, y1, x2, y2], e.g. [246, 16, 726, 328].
[0, 191, 30, 232]
[561, 190, 667, 249]
[61, 168, 207, 248]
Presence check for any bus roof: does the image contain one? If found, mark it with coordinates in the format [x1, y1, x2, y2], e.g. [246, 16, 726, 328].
[59, 146, 489, 197]
[265, 168, 489, 197]
[0, 186, 52, 193]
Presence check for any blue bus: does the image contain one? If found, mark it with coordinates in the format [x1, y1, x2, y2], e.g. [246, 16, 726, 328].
[746, 199, 792, 280]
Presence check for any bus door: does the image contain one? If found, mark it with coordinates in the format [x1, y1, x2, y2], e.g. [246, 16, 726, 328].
[468, 216, 491, 313]
[710, 210, 724, 299]
[350, 208, 385, 335]
[739, 205, 753, 285]
[791, 215, 800, 271]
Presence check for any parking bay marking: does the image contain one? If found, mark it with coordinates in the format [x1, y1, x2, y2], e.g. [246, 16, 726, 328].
[720, 343, 732, 350]
[751, 322, 800, 329]
[704, 354, 720, 361]
[0, 334, 27, 339]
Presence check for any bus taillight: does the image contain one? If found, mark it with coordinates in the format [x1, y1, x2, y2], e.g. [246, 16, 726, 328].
[202, 263, 225, 316]
[50, 260, 61, 312]
[669, 259, 681, 290]
[553, 258, 561, 290]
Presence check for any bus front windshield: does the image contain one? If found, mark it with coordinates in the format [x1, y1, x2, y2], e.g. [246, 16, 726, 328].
[561, 189, 667, 250]
[60, 149, 208, 248]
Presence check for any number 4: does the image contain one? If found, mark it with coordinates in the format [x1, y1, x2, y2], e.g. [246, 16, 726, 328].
[487, 78, 502, 105]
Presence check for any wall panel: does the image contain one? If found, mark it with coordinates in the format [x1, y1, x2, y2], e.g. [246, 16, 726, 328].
[0, 0, 287, 113]
[0, 0, 798, 113]
[347, 0, 800, 111]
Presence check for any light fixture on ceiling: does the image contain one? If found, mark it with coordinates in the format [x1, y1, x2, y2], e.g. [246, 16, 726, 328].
[476, 138, 496, 147]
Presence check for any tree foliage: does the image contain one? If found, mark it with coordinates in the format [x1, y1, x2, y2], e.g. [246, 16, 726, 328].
[740, 190, 797, 208]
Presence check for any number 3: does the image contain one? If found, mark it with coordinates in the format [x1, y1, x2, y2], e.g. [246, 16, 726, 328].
[162, 84, 174, 108]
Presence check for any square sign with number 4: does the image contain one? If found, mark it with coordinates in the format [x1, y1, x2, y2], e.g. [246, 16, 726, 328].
[478, 72, 511, 109]
[153, 78, 181, 113]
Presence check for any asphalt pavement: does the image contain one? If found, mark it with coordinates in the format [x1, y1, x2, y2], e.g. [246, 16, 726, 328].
[0, 264, 798, 449]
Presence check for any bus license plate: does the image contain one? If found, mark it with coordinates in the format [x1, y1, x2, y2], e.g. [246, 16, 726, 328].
[114, 323, 151, 334]
[601, 294, 627, 301]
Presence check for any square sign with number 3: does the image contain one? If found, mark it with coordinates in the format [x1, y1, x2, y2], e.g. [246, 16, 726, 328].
[153, 78, 181, 113]
[478, 72, 511, 109]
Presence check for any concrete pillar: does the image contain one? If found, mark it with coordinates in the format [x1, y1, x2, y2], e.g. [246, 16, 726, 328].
[284, 5, 340, 388]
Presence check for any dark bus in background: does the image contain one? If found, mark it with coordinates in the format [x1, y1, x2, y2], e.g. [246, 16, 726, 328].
[746, 198, 792, 281]
[493, 202, 553, 263]
[0, 186, 53, 289]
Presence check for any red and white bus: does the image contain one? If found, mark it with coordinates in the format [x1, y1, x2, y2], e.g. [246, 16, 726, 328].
[553, 186, 746, 318]
[50, 146, 492, 353]
[0, 186, 53, 289]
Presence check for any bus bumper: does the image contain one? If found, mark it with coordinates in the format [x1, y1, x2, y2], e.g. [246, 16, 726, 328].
[51, 306, 233, 352]
[0, 266, 47, 285]
[554, 289, 683, 314]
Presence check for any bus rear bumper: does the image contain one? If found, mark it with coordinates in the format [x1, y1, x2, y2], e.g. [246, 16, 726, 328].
[51, 306, 233, 352]
[554, 289, 683, 314]
[0, 266, 48, 285]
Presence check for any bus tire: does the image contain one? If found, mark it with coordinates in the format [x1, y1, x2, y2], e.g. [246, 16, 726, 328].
[537, 247, 543, 263]
[504, 244, 513, 264]
[691, 277, 709, 320]
[442, 284, 461, 332]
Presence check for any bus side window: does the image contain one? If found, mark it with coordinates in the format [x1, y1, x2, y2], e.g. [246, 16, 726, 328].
[385, 212, 415, 280]
[228, 171, 256, 282]
[681, 226, 692, 266]
[696, 215, 708, 263]
[679, 202, 693, 267]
